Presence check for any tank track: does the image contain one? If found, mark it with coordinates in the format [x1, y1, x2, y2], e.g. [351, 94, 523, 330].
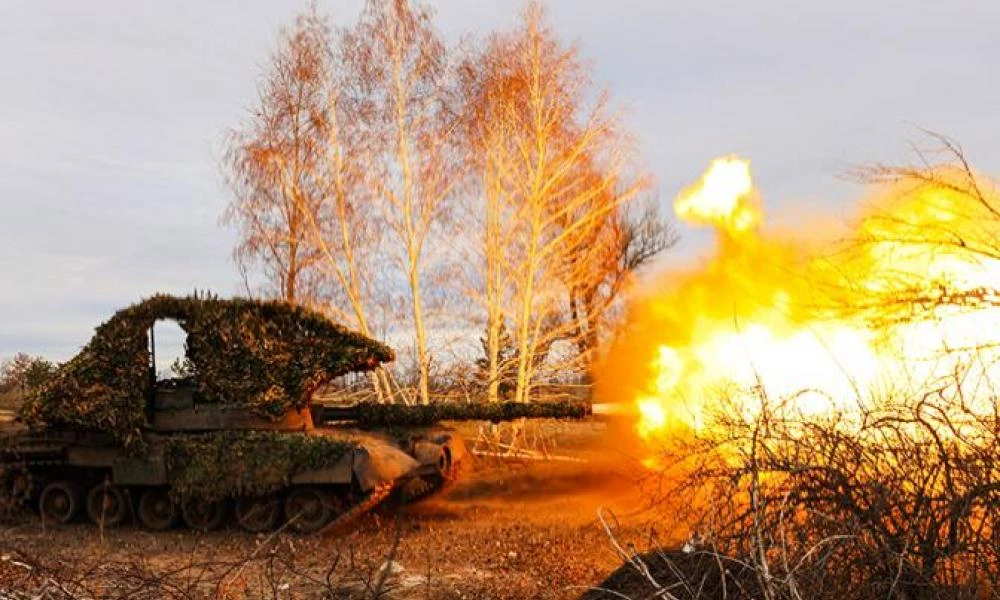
[401, 459, 467, 504]
[320, 481, 395, 535]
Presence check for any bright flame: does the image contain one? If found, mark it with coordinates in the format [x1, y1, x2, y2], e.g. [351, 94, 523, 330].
[636, 398, 666, 439]
[674, 156, 760, 235]
[595, 155, 1000, 450]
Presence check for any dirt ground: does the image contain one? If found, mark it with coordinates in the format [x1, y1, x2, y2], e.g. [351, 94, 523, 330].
[0, 421, 673, 599]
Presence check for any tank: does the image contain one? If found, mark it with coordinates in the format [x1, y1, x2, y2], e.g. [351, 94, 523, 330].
[0, 295, 428, 534]
[0, 294, 591, 533]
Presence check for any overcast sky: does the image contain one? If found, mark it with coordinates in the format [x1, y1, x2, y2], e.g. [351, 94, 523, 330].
[1, 0, 998, 362]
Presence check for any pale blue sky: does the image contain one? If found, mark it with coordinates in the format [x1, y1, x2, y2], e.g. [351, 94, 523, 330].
[1, 0, 998, 361]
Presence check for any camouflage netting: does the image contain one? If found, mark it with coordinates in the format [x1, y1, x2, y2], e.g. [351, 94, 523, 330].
[163, 431, 356, 501]
[349, 400, 591, 428]
[20, 294, 394, 447]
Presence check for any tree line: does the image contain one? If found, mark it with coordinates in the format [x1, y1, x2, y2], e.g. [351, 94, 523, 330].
[0, 353, 54, 409]
[222, 0, 676, 405]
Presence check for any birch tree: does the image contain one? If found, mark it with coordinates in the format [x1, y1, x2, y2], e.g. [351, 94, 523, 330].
[564, 195, 677, 373]
[341, 0, 461, 404]
[459, 46, 519, 404]
[297, 46, 395, 402]
[466, 4, 654, 403]
[223, 13, 331, 304]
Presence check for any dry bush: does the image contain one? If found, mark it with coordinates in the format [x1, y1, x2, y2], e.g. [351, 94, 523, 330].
[0, 520, 411, 600]
[594, 361, 1000, 600]
[594, 368, 1000, 600]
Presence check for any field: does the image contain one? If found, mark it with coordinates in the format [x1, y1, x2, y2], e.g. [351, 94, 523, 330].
[0, 421, 657, 599]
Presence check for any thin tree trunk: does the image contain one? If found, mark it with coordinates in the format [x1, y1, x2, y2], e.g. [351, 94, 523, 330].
[392, 33, 431, 405]
[514, 197, 543, 404]
[484, 166, 504, 403]
[513, 33, 548, 405]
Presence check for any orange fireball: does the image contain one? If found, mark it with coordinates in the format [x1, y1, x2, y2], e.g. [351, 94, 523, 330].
[596, 155, 1000, 446]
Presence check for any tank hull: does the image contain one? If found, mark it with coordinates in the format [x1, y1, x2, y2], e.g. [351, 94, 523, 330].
[0, 419, 423, 533]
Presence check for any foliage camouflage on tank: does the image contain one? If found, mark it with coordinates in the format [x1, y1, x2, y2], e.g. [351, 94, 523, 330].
[163, 431, 356, 501]
[19, 294, 394, 447]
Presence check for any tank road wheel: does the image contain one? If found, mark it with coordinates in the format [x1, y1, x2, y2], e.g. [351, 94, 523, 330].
[283, 487, 340, 534]
[39, 481, 81, 524]
[181, 497, 227, 532]
[235, 493, 282, 533]
[138, 488, 178, 531]
[86, 482, 130, 527]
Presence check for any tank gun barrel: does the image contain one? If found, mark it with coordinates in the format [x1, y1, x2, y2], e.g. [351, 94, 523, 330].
[312, 400, 593, 428]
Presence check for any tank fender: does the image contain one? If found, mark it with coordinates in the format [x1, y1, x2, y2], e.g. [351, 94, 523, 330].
[351, 444, 420, 492]
[289, 449, 355, 485]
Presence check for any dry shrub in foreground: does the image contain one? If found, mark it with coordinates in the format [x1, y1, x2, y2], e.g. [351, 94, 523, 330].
[0, 520, 408, 600]
[622, 372, 1000, 600]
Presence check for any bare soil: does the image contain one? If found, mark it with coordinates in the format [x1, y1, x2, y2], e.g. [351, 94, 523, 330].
[0, 421, 666, 599]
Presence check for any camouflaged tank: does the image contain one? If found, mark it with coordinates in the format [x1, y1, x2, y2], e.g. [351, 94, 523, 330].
[0, 295, 466, 534]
